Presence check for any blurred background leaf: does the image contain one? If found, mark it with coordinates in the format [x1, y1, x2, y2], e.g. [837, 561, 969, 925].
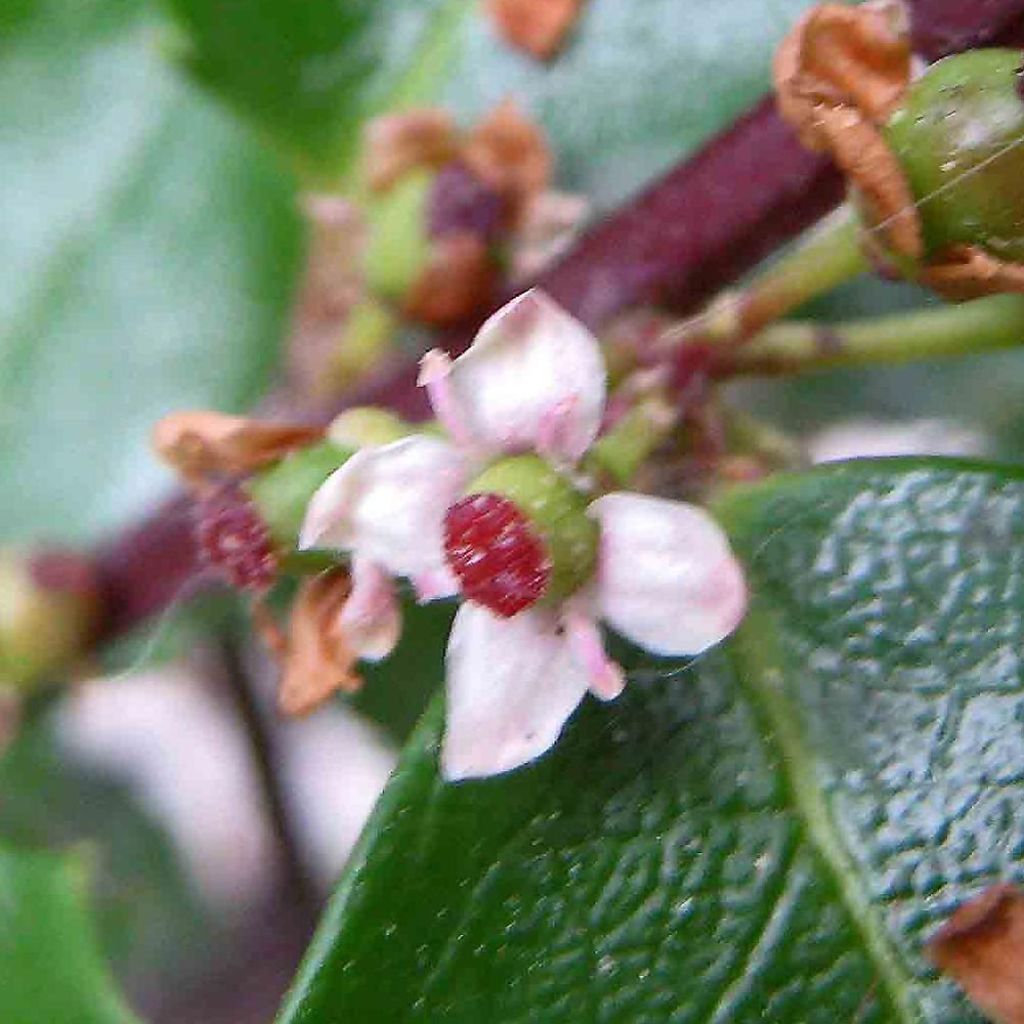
[0, 842, 139, 1024]
[0, 712, 208, 995]
[163, 0, 817, 206]
[0, 0, 302, 544]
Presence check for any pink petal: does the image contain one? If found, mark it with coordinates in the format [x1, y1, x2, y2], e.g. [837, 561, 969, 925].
[412, 566, 460, 603]
[563, 605, 625, 700]
[299, 436, 467, 580]
[590, 493, 747, 656]
[441, 603, 590, 781]
[433, 289, 606, 462]
[339, 558, 402, 661]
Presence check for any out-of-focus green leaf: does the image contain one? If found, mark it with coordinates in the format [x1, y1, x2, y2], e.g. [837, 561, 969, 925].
[0, 0, 302, 543]
[351, 597, 453, 743]
[278, 459, 1024, 1022]
[163, 0, 818, 205]
[0, 715, 208, 990]
[0, 842, 139, 1024]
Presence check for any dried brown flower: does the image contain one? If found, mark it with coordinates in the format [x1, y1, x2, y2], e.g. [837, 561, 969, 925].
[928, 884, 1024, 1024]
[364, 109, 459, 193]
[152, 412, 322, 489]
[254, 571, 362, 718]
[487, 0, 584, 61]
[463, 99, 552, 224]
[404, 233, 498, 326]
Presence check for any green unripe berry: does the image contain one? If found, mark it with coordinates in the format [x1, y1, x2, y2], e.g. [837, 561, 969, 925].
[326, 407, 412, 449]
[465, 455, 599, 605]
[363, 170, 432, 301]
[246, 440, 353, 554]
[884, 49, 1024, 262]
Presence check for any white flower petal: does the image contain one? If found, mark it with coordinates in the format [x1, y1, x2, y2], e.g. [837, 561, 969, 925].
[436, 290, 606, 462]
[339, 558, 402, 661]
[299, 436, 467, 579]
[591, 493, 747, 656]
[412, 566, 461, 603]
[441, 603, 589, 781]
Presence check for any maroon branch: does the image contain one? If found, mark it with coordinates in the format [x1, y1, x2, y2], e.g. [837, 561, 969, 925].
[92, 0, 1024, 643]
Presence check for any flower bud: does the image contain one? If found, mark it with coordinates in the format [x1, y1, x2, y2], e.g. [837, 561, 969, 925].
[363, 169, 433, 303]
[454, 455, 599, 610]
[326, 407, 412, 449]
[330, 298, 397, 390]
[0, 549, 100, 692]
[884, 49, 1024, 264]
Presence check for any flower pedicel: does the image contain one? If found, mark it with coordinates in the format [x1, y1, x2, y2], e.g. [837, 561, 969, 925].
[300, 290, 747, 781]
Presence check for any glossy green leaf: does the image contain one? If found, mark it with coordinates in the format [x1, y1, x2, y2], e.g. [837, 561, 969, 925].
[0, 843, 139, 1024]
[0, 0, 302, 542]
[278, 459, 1024, 1022]
[163, 0, 817, 205]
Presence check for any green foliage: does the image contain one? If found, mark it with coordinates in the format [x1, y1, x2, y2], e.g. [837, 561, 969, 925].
[279, 460, 1024, 1022]
[163, 0, 817, 206]
[0, 842, 139, 1024]
[0, 715, 208, 990]
[0, 0, 302, 543]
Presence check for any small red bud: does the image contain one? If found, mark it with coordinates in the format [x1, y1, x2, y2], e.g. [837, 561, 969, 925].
[195, 486, 278, 593]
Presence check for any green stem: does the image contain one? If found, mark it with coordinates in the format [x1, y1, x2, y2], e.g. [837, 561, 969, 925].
[662, 205, 869, 350]
[725, 294, 1024, 375]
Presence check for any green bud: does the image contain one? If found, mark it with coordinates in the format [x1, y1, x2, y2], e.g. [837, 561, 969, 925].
[885, 49, 1024, 262]
[246, 440, 354, 554]
[466, 455, 599, 605]
[332, 298, 397, 388]
[0, 551, 98, 692]
[327, 406, 412, 449]
[363, 169, 432, 301]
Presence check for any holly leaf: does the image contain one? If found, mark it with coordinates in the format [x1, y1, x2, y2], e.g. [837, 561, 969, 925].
[163, 0, 818, 205]
[0, 0, 302, 543]
[278, 459, 1024, 1022]
[0, 842, 139, 1024]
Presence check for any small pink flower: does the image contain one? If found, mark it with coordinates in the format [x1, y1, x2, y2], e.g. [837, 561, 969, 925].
[300, 290, 747, 780]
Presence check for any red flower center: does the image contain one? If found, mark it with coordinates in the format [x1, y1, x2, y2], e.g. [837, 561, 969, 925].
[443, 493, 550, 617]
[196, 486, 278, 593]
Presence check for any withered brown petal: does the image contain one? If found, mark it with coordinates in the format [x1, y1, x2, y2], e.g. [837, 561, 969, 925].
[928, 884, 1024, 1024]
[462, 99, 552, 223]
[275, 571, 362, 718]
[403, 233, 498, 326]
[364, 109, 459, 193]
[817, 108, 922, 259]
[920, 245, 1024, 302]
[151, 411, 323, 488]
[486, 0, 584, 61]
[773, 2, 920, 261]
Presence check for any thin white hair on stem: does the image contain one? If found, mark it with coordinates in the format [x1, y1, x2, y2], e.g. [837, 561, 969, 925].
[100, 574, 217, 684]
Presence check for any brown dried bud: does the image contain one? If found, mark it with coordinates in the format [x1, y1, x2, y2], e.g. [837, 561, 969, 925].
[487, 0, 584, 61]
[928, 884, 1024, 1024]
[774, 2, 920, 259]
[364, 109, 459, 193]
[404, 233, 498, 326]
[254, 571, 362, 718]
[152, 412, 323, 489]
[463, 100, 552, 224]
